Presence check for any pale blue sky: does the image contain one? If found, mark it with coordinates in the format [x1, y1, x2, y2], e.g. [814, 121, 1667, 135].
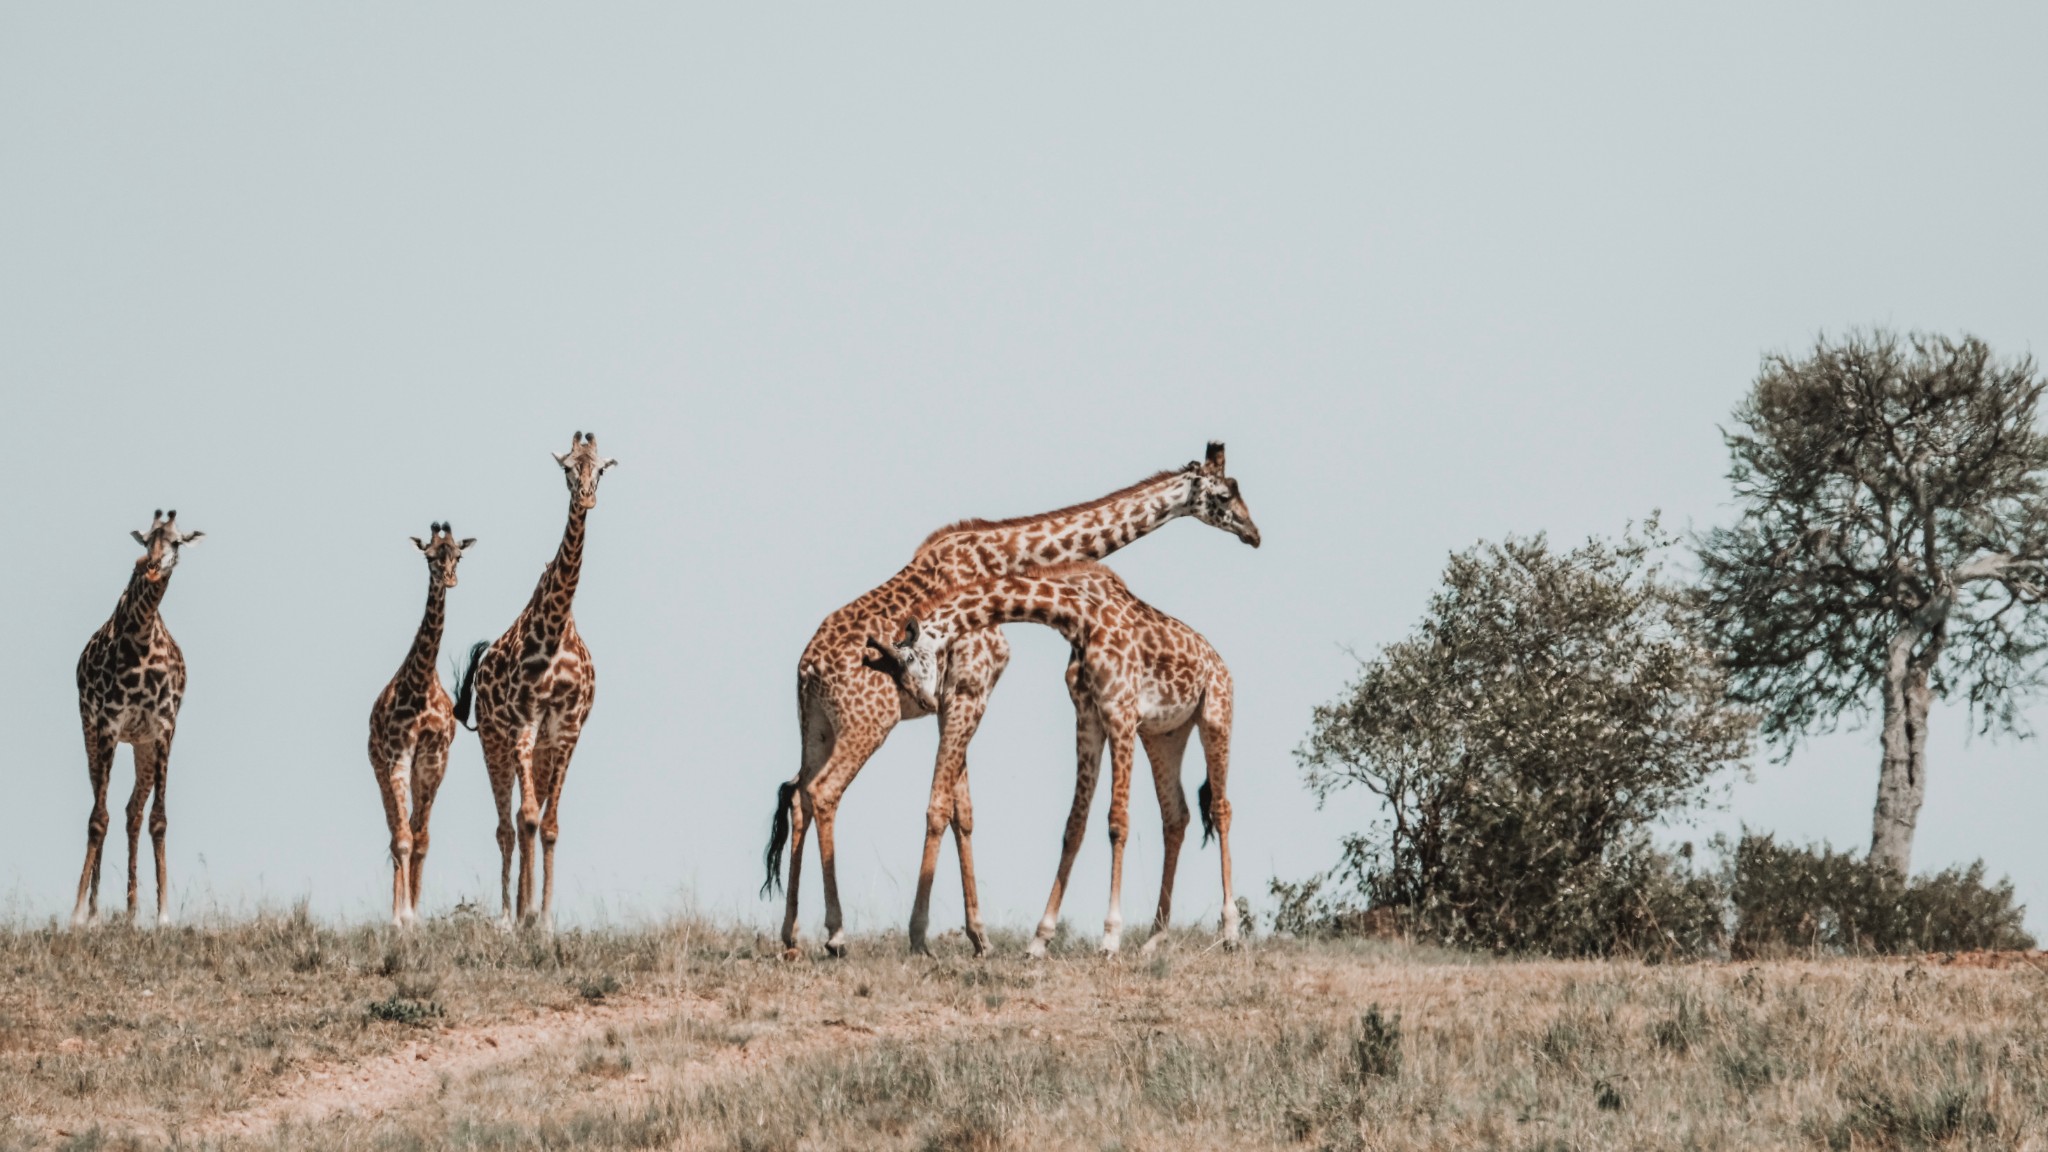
[4, 5, 2047, 936]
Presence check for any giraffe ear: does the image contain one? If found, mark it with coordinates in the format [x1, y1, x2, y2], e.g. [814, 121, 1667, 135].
[552, 451, 570, 466]
[599, 457, 620, 474]
[458, 537, 477, 551]
[132, 530, 149, 546]
[177, 531, 204, 546]
[411, 536, 429, 551]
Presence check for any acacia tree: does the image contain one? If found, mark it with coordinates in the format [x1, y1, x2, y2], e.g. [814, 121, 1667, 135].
[1294, 525, 1751, 953]
[1697, 332, 2048, 877]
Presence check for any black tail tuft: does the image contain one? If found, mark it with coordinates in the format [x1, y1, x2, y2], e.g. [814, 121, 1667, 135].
[1198, 780, 1217, 847]
[452, 640, 489, 731]
[761, 780, 798, 898]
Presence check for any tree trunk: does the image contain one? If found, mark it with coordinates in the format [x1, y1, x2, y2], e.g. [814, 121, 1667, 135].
[1869, 659, 1932, 879]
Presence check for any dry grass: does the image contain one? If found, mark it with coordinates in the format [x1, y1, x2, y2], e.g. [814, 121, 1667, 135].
[4, 915, 2047, 1151]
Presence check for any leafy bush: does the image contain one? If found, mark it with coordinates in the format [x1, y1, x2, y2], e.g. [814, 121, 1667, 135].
[1728, 833, 2034, 957]
[1352, 1006, 1401, 1080]
[1276, 830, 2032, 960]
[368, 988, 448, 1020]
[1288, 525, 1753, 956]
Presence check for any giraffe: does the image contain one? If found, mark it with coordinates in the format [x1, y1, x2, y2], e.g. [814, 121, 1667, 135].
[763, 442, 1258, 958]
[368, 522, 475, 928]
[454, 432, 617, 930]
[72, 509, 204, 928]
[878, 561, 1238, 956]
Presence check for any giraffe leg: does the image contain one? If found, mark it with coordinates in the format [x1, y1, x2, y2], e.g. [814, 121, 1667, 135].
[408, 738, 451, 924]
[123, 742, 156, 924]
[778, 691, 833, 956]
[949, 764, 988, 958]
[478, 728, 521, 929]
[1101, 725, 1137, 956]
[145, 733, 175, 927]
[387, 747, 417, 929]
[512, 727, 541, 925]
[779, 788, 812, 957]
[371, 741, 405, 927]
[1199, 679, 1239, 948]
[911, 634, 1005, 957]
[810, 716, 891, 958]
[1139, 722, 1195, 955]
[72, 725, 116, 929]
[536, 712, 586, 933]
[1029, 710, 1106, 959]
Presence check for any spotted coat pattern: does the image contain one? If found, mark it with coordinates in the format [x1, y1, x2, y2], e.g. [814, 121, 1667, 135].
[463, 432, 616, 929]
[368, 523, 473, 928]
[72, 510, 203, 928]
[886, 561, 1239, 956]
[768, 442, 1258, 957]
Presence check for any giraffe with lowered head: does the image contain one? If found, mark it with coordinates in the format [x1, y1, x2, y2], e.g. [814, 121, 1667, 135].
[764, 443, 1258, 958]
[456, 432, 617, 929]
[369, 522, 475, 928]
[878, 561, 1240, 956]
[72, 510, 204, 927]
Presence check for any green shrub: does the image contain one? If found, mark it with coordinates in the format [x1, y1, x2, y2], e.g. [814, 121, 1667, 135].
[1728, 833, 2034, 957]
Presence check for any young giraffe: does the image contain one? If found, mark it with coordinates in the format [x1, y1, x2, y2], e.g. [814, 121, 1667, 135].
[879, 561, 1238, 956]
[455, 432, 617, 930]
[72, 510, 204, 928]
[368, 522, 475, 928]
[764, 443, 1258, 958]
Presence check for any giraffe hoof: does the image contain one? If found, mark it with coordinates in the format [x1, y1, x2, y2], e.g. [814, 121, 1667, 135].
[824, 941, 849, 959]
[1024, 940, 1049, 961]
[1221, 935, 1241, 953]
[780, 947, 803, 963]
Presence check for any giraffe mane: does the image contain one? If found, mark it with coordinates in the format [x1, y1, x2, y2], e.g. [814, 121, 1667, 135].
[914, 468, 1190, 553]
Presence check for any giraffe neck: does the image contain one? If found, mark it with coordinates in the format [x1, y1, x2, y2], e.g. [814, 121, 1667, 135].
[929, 575, 1092, 649]
[528, 498, 588, 630]
[398, 577, 448, 693]
[988, 470, 1193, 569]
[110, 560, 170, 636]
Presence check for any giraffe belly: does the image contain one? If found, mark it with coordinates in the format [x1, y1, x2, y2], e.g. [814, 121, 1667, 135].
[106, 704, 170, 745]
[1137, 690, 1200, 734]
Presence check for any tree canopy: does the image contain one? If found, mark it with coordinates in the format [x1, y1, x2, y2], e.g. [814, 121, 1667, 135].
[1695, 331, 2048, 873]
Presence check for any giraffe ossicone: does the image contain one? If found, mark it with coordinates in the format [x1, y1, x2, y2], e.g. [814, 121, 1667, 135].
[72, 509, 204, 929]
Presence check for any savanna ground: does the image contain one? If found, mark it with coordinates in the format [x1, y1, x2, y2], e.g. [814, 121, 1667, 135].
[3, 911, 2046, 1151]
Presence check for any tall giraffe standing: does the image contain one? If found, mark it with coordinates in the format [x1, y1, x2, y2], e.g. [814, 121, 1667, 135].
[368, 522, 475, 928]
[72, 510, 204, 928]
[880, 562, 1240, 956]
[764, 443, 1258, 958]
[456, 432, 616, 929]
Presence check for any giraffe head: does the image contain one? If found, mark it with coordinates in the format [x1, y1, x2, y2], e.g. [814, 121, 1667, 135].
[1182, 441, 1260, 547]
[130, 509, 204, 582]
[410, 521, 476, 587]
[872, 617, 947, 713]
[553, 430, 620, 510]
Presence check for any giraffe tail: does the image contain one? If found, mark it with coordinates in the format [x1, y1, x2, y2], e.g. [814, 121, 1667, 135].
[452, 640, 490, 731]
[761, 780, 797, 898]
[1198, 780, 1217, 847]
